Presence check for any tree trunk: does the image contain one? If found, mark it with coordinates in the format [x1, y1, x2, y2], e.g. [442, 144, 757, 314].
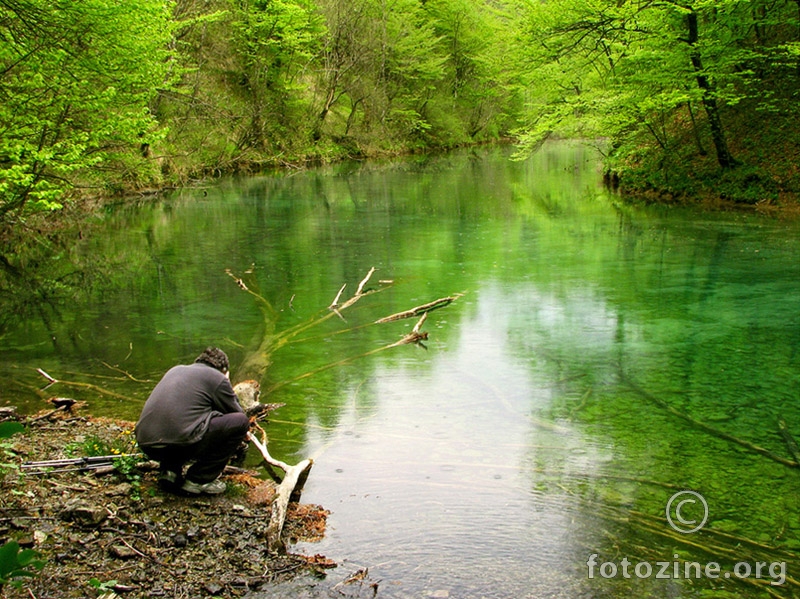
[686, 10, 736, 170]
[795, 0, 800, 76]
[686, 101, 707, 156]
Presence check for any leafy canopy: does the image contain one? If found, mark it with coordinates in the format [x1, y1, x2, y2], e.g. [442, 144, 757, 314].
[0, 0, 173, 221]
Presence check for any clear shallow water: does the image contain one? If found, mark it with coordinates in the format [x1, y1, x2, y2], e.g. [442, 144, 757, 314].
[2, 142, 800, 597]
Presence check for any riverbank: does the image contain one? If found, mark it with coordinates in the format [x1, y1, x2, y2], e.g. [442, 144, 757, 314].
[0, 408, 332, 599]
[117, 130, 800, 219]
[615, 186, 800, 217]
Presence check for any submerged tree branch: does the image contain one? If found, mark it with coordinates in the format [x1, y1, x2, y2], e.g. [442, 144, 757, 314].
[35, 368, 138, 402]
[621, 373, 798, 469]
[264, 311, 437, 395]
[230, 267, 390, 380]
[375, 295, 461, 324]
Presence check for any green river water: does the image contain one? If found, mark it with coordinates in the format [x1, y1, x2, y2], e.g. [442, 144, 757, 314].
[2, 141, 800, 598]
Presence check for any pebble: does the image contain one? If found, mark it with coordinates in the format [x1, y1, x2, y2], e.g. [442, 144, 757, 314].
[59, 498, 108, 528]
[106, 482, 133, 497]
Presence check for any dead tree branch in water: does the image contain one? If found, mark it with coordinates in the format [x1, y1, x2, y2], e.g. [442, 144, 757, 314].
[230, 267, 389, 381]
[265, 313, 433, 394]
[229, 267, 461, 385]
[34, 368, 138, 402]
[248, 427, 313, 553]
[621, 373, 799, 469]
[387, 312, 429, 348]
[328, 268, 377, 318]
[375, 295, 461, 324]
[229, 267, 459, 551]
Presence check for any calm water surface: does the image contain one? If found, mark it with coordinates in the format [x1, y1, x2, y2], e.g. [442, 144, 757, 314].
[2, 142, 800, 598]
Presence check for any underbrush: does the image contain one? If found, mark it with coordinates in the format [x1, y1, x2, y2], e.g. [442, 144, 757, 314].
[613, 101, 800, 208]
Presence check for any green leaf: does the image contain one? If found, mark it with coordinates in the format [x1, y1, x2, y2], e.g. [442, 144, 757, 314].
[0, 541, 21, 577]
[0, 541, 44, 583]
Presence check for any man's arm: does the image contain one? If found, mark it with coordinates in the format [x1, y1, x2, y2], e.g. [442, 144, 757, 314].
[213, 378, 245, 414]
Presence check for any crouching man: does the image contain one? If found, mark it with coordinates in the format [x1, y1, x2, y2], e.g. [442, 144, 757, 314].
[135, 347, 249, 495]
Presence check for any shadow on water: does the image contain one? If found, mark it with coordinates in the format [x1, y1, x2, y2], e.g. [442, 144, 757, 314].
[2, 142, 800, 597]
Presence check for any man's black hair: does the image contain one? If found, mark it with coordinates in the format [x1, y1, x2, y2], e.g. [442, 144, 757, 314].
[195, 347, 229, 373]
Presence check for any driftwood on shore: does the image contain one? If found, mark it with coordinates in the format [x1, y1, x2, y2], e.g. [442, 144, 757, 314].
[248, 431, 313, 553]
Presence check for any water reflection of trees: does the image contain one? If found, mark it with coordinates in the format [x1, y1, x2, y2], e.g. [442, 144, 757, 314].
[499, 213, 800, 597]
[0, 221, 102, 351]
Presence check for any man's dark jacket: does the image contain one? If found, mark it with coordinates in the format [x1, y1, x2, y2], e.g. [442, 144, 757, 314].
[135, 362, 243, 448]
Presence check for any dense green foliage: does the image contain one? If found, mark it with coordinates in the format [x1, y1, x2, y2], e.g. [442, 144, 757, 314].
[158, 0, 525, 174]
[0, 0, 173, 217]
[1, 0, 529, 224]
[516, 0, 800, 203]
[2, 0, 799, 227]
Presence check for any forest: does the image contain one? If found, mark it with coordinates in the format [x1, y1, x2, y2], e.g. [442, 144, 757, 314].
[2, 5, 800, 595]
[2, 0, 800, 227]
